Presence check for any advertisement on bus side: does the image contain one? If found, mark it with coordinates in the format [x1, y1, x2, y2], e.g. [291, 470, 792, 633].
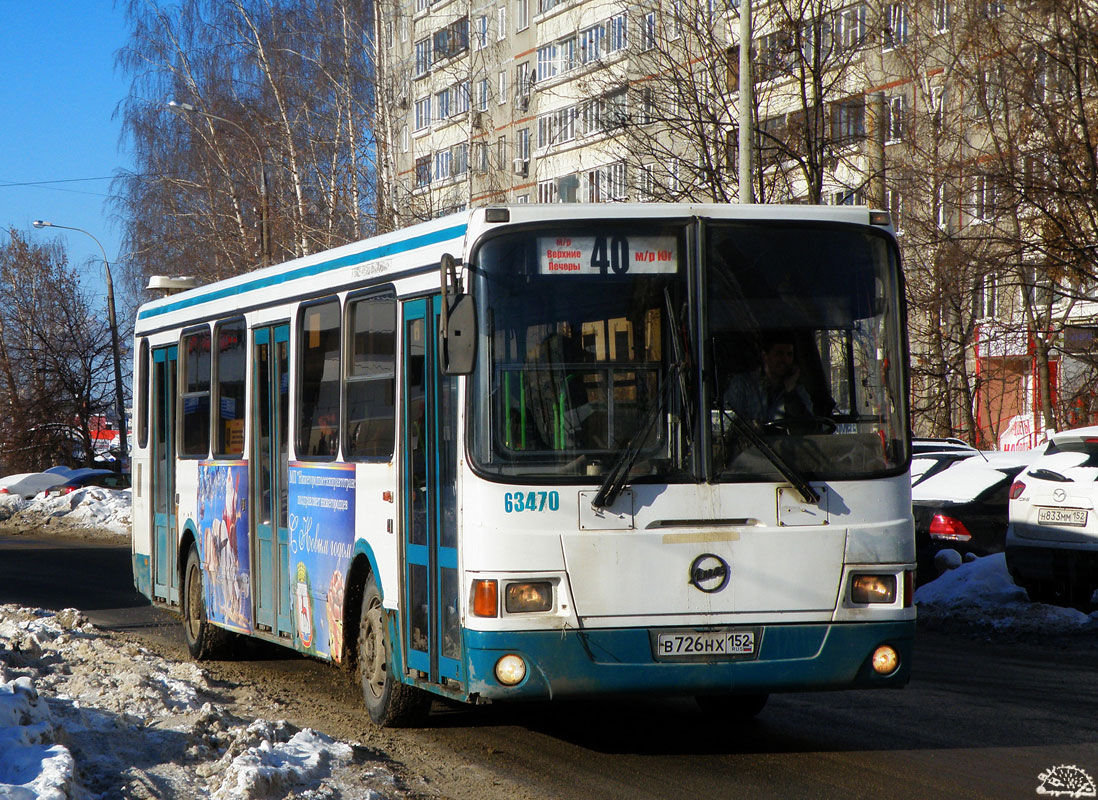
[287, 462, 356, 663]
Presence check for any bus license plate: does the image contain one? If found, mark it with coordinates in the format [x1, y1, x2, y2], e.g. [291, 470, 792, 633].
[657, 630, 755, 658]
[1038, 507, 1088, 527]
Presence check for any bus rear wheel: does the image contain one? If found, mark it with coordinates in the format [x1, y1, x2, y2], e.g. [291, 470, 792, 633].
[182, 545, 233, 660]
[356, 574, 430, 727]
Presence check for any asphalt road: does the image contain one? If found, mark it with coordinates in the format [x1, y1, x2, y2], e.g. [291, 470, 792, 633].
[4, 529, 1098, 799]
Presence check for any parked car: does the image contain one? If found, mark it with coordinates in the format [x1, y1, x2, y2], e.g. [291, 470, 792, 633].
[0, 472, 70, 499]
[914, 450, 1038, 585]
[49, 467, 130, 494]
[912, 437, 980, 456]
[1006, 426, 1098, 607]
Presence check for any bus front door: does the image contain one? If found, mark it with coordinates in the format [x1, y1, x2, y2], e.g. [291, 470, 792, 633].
[252, 324, 293, 637]
[151, 345, 179, 604]
[401, 297, 462, 689]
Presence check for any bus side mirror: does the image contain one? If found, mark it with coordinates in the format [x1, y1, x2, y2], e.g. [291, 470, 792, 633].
[439, 253, 477, 375]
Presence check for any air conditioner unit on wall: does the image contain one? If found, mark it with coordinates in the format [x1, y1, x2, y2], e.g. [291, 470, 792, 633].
[512, 157, 528, 177]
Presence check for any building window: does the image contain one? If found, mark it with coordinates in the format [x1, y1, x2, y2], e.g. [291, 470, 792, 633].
[415, 155, 431, 187]
[477, 78, 490, 111]
[517, 127, 530, 160]
[474, 15, 488, 50]
[515, 0, 529, 31]
[837, 3, 866, 52]
[433, 17, 469, 63]
[639, 163, 656, 199]
[981, 0, 1005, 18]
[435, 149, 453, 181]
[497, 5, 507, 40]
[452, 142, 468, 176]
[580, 23, 605, 64]
[435, 89, 450, 121]
[831, 97, 865, 143]
[934, 0, 950, 33]
[414, 97, 431, 130]
[643, 12, 656, 50]
[414, 38, 431, 75]
[970, 173, 1000, 222]
[537, 106, 576, 149]
[883, 94, 906, 143]
[453, 81, 471, 115]
[883, 4, 907, 50]
[608, 13, 628, 53]
[976, 273, 997, 319]
[538, 179, 557, 202]
[515, 61, 531, 108]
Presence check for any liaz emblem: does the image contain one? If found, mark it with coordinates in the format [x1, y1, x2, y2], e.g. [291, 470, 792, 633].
[688, 553, 730, 594]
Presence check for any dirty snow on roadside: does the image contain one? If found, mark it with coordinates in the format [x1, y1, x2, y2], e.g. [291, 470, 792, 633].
[915, 551, 1098, 632]
[0, 487, 131, 536]
[0, 604, 401, 799]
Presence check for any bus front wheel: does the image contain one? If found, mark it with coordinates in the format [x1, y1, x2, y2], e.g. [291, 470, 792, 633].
[182, 545, 233, 660]
[356, 574, 430, 727]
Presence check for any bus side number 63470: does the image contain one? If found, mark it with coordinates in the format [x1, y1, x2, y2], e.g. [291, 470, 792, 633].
[505, 491, 560, 513]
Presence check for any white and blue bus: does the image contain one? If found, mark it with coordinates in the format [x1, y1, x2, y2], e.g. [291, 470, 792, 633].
[131, 203, 915, 726]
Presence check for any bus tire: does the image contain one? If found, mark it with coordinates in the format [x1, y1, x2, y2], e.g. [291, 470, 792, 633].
[695, 693, 769, 719]
[357, 574, 430, 727]
[182, 545, 233, 660]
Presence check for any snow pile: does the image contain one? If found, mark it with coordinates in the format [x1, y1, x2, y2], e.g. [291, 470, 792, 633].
[0, 605, 399, 799]
[0, 487, 130, 536]
[915, 552, 1098, 632]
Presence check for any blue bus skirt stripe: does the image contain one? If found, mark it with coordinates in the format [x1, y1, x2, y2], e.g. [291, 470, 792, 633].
[462, 620, 914, 700]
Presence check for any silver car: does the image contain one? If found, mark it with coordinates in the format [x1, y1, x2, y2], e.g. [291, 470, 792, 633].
[1005, 426, 1098, 607]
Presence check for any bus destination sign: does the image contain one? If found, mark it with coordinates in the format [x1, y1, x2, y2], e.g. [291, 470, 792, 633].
[537, 235, 677, 276]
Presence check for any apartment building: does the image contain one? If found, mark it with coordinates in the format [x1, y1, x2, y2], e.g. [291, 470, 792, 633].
[375, 0, 1098, 446]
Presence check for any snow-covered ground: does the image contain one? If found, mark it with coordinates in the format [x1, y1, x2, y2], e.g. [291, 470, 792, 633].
[2, 486, 1097, 798]
[0, 488, 401, 799]
[916, 551, 1098, 632]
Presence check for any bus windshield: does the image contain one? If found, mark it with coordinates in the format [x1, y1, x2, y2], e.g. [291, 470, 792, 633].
[468, 218, 907, 483]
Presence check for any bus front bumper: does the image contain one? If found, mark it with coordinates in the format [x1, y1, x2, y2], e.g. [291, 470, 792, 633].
[464, 620, 914, 701]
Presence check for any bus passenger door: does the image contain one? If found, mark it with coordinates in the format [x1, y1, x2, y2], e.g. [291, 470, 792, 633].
[151, 345, 178, 604]
[252, 324, 292, 636]
[401, 297, 462, 689]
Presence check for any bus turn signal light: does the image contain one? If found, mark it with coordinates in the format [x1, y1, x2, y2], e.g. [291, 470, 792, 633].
[472, 579, 498, 617]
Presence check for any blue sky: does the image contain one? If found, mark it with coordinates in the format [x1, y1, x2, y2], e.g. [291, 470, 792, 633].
[0, 2, 133, 292]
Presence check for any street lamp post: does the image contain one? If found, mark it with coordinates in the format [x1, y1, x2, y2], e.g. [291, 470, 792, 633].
[167, 100, 271, 266]
[31, 220, 128, 471]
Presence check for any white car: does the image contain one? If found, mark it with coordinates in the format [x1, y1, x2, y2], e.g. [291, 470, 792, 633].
[0, 472, 69, 499]
[1005, 426, 1098, 606]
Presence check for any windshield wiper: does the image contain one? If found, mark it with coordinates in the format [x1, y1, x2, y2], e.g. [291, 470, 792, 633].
[591, 290, 692, 511]
[1028, 467, 1071, 483]
[719, 408, 820, 505]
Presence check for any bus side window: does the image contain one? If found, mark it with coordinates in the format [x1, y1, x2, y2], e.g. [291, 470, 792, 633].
[345, 291, 396, 460]
[297, 299, 341, 459]
[180, 328, 211, 457]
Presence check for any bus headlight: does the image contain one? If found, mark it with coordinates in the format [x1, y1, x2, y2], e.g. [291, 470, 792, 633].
[850, 574, 897, 604]
[505, 581, 553, 613]
[495, 654, 527, 686]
